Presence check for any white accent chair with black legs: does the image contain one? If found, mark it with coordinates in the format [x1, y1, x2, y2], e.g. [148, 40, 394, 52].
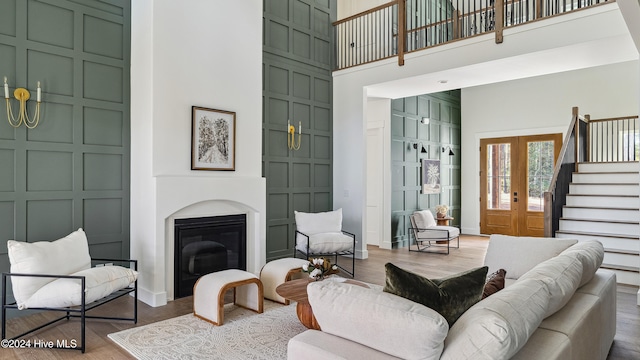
[409, 210, 460, 254]
[293, 209, 355, 277]
[2, 228, 138, 353]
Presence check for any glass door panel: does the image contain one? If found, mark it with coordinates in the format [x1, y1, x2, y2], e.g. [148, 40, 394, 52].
[487, 143, 511, 210]
[527, 140, 555, 212]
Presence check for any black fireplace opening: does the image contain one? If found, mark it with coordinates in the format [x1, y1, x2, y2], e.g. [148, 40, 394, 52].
[174, 214, 246, 299]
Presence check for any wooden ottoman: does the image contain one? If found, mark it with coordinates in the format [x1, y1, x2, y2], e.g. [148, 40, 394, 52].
[193, 269, 263, 326]
[260, 258, 309, 304]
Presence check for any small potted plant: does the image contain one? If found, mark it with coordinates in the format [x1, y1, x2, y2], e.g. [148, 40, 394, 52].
[435, 204, 449, 219]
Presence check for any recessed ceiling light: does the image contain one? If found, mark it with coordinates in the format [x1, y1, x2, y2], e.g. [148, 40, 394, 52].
[438, 80, 448, 84]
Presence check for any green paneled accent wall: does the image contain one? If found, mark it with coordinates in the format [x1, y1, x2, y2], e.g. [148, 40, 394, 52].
[263, 0, 336, 260]
[391, 91, 461, 247]
[0, 0, 130, 298]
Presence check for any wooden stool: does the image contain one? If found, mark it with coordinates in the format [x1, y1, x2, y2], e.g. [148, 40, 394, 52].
[260, 258, 309, 304]
[193, 269, 263, 326]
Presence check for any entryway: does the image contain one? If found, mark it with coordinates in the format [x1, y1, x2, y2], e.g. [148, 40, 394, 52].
[480, 133, 562, 236]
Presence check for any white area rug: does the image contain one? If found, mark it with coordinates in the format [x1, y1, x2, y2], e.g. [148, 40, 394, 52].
[108, 301, 306, 360]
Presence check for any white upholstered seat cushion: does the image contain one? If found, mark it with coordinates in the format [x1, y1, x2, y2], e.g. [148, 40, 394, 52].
[414, 226, 460, 240]
[7, 228, 92, 308]
[308, 281, 448, 360]
[23, 265, 137, 309]
[295, 232, 353, 253]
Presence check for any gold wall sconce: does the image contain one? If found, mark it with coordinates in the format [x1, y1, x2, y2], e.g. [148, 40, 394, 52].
[287, 119, 301, 150]
[4, 76, 42, 129]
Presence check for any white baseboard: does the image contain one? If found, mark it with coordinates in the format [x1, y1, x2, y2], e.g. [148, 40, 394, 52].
[137, 286, 168, 307]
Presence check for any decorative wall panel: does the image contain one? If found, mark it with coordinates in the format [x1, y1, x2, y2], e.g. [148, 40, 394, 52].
[391, 91, 461, 247]
[0, 0, 130, 301]
[263, 0, 336, 260]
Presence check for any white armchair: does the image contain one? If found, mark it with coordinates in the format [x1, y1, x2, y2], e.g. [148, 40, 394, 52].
[293, 209, 355, 277]
[409, 210, 460, 254]
[2, 228, 138, 353]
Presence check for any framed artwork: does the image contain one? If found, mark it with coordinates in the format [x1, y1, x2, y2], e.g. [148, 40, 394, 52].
[421, 159, 441, 194]
[191, 106, 236, 171]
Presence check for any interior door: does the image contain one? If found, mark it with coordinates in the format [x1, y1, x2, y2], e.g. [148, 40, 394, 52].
[480, 134, 562, 236]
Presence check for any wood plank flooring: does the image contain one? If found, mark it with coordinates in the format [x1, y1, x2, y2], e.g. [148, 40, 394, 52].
[2, 235, 639, 359]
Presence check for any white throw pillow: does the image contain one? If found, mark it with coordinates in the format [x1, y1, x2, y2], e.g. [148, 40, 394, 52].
[559, 240, 604, 287]
[441, 278, 550, 360]
[413, 210, 437, 228]
[294, 209, 343, 235]
[7, 228, 91, 308]
[483, 235, 577, 279]
[23, 265, 138, 309]
[518, 252, 583, 318]
[308, 281, 449, 360]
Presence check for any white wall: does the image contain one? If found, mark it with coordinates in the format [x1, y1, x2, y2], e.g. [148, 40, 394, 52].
[460, 61, 640, 235]
[334, 4, 638, 253]
[131, 0, 264, 306]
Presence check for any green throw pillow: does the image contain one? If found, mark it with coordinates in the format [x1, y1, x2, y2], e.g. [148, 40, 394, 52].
[383, 263, 488, 326]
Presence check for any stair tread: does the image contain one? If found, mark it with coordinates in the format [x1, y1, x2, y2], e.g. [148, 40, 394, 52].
[601, 263, 640, 272]
[574, 171, 639, 175]
[556, 230, 639, 239]
[566, 193, 639, 197]
[563, 205, 640, 211]
[604, 248, 640, 256]
[559, 217, 639, 224]
[571, 182, 638, 185]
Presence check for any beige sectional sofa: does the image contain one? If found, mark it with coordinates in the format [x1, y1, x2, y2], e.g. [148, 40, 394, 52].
[287, 236, 616, 360]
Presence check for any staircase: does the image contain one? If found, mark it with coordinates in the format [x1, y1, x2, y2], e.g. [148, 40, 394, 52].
[556, 162, 640, 286]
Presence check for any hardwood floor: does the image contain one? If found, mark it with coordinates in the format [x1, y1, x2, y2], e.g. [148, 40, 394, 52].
[2, 235, 639, 359]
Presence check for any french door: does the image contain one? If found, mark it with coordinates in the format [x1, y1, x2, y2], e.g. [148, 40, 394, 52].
[480, 134, 562, 236]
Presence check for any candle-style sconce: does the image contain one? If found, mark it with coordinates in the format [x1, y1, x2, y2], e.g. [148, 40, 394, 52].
[287, 119, 301, 150]
[4, 76, 42, 129]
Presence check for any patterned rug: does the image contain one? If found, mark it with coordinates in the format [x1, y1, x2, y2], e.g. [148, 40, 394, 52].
[108, 301, 306, 360]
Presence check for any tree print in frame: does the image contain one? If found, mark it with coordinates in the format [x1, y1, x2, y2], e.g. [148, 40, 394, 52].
[422, 159, 441, 194]
[191, 106, 236, 171]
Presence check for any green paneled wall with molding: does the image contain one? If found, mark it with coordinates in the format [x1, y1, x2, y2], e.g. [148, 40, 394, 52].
[391, 91, 461, 247]
[0, 0, 131, 293]
[263, 0, 336, 260]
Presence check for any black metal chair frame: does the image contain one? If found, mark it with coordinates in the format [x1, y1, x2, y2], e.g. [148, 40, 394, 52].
[408, 227, 460, 254]
[293, 230, 356, 277]
[1, 258, 138, 353]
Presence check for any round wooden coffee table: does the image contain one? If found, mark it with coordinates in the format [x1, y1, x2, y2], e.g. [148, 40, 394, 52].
[275, 278, 369, 330]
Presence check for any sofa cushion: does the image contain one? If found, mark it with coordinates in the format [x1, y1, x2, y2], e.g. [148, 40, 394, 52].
[295, 232, 353, 253]
[7, 228, 92, 309]
[441, 278, 550, 360]
[482, 269, 506, 299]
[23, 265, 137, 309]
[413, 210, 437, 228]
[560, 240, 604, 287]
[288, 330, 402, 360]
[294, 209, 342, 235]
[383, 263, 487, 326]
[308, 280, 448, 360]
[518, 251, 583, 318]
[483, 235, 577, 280]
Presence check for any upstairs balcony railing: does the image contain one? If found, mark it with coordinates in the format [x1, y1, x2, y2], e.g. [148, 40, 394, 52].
[334, 0, 613, 70]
